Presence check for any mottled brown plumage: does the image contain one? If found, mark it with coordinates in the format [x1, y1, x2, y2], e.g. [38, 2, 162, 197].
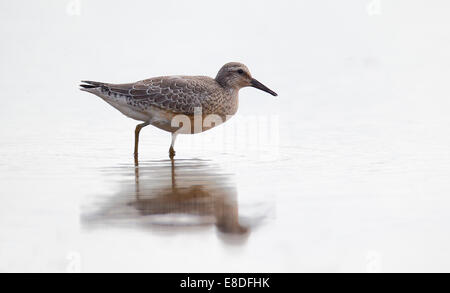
[82, 76, 235, 116]
[80, 62, 277, 158]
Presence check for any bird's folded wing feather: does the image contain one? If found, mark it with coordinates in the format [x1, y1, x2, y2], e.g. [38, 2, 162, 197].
[103, 77, 211, 115]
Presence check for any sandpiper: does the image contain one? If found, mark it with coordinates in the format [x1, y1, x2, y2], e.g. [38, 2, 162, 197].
[80, 62, 277, 159]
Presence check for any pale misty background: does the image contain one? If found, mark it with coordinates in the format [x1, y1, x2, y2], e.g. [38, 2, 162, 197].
[1, 0, 450, 272]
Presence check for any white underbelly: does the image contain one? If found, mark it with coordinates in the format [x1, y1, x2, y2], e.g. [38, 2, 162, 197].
[102, 95, 232, 134]
[101, 95, 148, 122]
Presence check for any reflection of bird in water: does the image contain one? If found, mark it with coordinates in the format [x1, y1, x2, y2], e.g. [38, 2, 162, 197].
[82, 158, 249, 238]
[132, 158, 248, 235]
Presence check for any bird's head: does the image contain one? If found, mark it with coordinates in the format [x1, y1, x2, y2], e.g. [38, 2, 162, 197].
[215, 62, 277, 96]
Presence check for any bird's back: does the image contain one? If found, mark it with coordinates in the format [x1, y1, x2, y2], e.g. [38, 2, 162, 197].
[81, 75, 238, 117]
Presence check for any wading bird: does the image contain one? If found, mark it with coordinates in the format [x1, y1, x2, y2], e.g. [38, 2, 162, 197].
[80, 62, 277, 159]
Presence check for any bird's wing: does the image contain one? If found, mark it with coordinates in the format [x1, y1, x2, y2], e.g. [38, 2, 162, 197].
[100, 76, 212, 115]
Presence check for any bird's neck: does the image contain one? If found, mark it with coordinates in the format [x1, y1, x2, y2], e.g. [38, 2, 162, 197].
[226, 88, 239, 116]
[215, 76, 241, 93]
[215, 74, 227, 88]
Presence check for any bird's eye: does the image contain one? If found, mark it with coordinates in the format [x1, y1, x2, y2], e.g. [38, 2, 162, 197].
[237, 69, 244, 75]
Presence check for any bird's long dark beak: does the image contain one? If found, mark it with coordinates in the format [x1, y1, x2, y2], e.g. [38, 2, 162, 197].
[250, 78, 278, 96]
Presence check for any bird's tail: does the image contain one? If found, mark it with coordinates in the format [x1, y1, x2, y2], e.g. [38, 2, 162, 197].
[80, 80, 105, 89]
[79, 80, 108, 95]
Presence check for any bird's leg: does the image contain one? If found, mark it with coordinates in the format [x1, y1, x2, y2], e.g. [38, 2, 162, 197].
[169, 133, 178, 159]
[134, 122, 149, 158]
